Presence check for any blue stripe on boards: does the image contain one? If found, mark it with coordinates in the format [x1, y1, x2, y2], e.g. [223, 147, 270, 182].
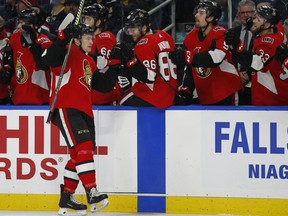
[138, 196, 166, 212]
[137, 108, 165, 212]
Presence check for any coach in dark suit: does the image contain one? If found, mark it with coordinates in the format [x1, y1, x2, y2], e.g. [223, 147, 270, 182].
[231, 0, 255, 105]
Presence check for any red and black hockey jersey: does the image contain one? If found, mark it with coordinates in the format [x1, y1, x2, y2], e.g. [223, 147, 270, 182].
[251, 25, 288, 105]
[10, 30, 50, 105]
[50, 44, 96, 117]
[90, 31, 121, 105]
[184, 25, 243, 105]
[130, 30, 177, 108]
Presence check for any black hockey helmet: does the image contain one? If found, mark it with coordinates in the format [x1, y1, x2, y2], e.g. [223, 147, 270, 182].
[82, 3, 108, 20]
[18, 7, 46, 30]
[74, 23, 95, 39]
[194, 0, 222, 22]
[256, 4, 281, 25]
[125, 9, 151, 31]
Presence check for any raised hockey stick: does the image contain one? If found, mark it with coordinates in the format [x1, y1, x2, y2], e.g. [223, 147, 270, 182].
[58, 13, 75, 31]
[46, 0, 85, 124]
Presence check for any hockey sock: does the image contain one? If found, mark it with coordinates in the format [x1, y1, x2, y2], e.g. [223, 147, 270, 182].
[75, 140, 96, 189]
[63, 148, 79, 193]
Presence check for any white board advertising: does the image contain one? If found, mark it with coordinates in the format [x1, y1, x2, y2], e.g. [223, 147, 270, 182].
[166, 110, 288, 198]
[0, 110, 137, 194]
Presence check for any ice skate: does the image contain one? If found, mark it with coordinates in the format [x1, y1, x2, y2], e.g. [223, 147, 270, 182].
[58, 184, 87, 216]
[86, 187, 109, 213]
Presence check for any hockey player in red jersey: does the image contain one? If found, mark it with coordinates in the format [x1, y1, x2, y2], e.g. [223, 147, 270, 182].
[177, 0, 242, 105]
[0, 7, 51, 105]
[42, 23, 115, 215]
[82, 3, 122, 105]
[225, 5, 288, 105]
[111, 9, 177, 108]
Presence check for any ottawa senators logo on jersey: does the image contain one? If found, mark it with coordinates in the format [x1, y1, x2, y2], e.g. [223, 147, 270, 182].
[15, 56, 28, 84]
[194, 67, 212, 78]
[79, 59, 93, 90]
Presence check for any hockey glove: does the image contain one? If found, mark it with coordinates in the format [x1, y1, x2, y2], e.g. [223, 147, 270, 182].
[246, 17, 253, 30]
[275, 43, 288, 65]
[21, 24, 37, 48]
[174, 86, 193, 105]
[169, 46, 185, 66]
[35, 33, 53, 49]
[109, 43, 134, 66]
[58, 25, 76, 41]
[120, 43, 134, 65]
[225, 29, 244, 53]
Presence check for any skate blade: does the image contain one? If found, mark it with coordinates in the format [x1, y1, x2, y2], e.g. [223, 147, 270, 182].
[90, 198, 109, 213]
[58, 208, 87, 216]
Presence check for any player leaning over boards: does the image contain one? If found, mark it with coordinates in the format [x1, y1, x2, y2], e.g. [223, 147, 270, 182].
[42, 24, 115, 215]
[110, 9, 177, 108]
[170, 0, 243, 105]
[225, 4, 288, 105]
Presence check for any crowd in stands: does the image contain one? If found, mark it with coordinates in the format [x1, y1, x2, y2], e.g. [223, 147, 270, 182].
[0, 0, 287, 107]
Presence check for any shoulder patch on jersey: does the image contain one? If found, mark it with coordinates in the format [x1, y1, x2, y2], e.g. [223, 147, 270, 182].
[213, 26, 225, 32]
[137, 38, 148, 45]
[99, 33, 110, 38]
[261, 37, 274, 44]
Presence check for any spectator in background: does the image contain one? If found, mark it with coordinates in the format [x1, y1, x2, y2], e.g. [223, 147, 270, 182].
[64, 0, 79, 16]
[16, 0, 37, 13]
[45, 0, 66, 34]
[232, 0, 256, 105]
[225, 4, 288, 105]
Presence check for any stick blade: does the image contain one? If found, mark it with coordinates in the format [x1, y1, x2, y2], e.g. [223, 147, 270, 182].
[58, 13, 75, 30]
